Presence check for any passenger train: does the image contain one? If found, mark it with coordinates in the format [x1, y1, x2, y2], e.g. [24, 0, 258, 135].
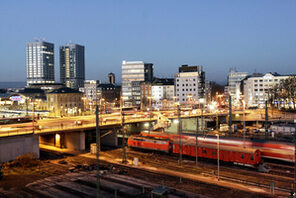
[138, 131, 295, 163]
[128, 131, 265, 170]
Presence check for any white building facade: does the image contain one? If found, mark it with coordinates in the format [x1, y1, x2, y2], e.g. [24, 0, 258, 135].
[81, 80, 100, 102]
[151, 78, 175, 108]
[175, 65, 205, 105]
[243, 73, 290, 107]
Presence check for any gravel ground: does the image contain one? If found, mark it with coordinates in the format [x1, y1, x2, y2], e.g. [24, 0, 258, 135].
[0, 148, 278, 198]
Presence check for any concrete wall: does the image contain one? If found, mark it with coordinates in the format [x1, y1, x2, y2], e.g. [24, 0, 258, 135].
[64, 131, 85, 151]
[165, 118, 204, 134]
[101, 130, 118, 147]
[0, 134, 39, 163]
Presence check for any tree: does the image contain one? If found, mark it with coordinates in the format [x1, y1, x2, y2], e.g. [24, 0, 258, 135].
[270, 76, 296, 109]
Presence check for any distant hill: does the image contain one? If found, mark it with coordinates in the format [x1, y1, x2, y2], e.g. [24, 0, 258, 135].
[0, 82, 26, 89]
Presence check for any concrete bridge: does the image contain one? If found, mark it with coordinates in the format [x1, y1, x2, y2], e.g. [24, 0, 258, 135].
[6, 109, 288, 162]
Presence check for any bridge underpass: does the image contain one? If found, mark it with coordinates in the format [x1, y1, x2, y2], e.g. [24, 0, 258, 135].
[38, 115, 229, 153]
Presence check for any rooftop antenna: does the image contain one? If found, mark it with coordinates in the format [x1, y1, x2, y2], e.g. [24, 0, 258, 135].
[34, 37, 40, 42]
[42, 37, 46, 41]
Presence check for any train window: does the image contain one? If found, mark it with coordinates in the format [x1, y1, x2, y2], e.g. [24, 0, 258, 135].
[202, 150, 206, 154]
[250, 155, 254, 160]
[212, 151, 216, 155]
[241, 154, 244, 159]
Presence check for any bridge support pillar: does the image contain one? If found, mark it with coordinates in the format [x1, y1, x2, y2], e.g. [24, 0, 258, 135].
[64, 131, 85, 151]
[55, 133, 65, 148]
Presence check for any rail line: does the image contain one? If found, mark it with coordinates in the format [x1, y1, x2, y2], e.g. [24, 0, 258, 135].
[100, 150, 291, 197]
[115, 148, 293, 194]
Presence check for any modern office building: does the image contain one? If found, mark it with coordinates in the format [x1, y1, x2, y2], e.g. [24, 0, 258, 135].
[174, 65, 205, 104]
[243, 72, 292, 107]
[121, 61, 153, 106]
[224, 69, 248, 104]
[60, 44, 85, 89]
[26, 41, 55, 86]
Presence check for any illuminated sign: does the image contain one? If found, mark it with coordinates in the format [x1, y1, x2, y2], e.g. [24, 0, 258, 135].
[10, 96, 22, 101]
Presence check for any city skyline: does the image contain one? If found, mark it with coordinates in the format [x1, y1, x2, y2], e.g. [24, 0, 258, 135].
[1, 0, 296, 84]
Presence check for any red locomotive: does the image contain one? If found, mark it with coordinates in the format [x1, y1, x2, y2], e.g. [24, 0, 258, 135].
[128, 132, 263, 168]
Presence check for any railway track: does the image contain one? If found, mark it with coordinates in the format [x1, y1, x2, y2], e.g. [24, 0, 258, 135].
[265, 162, 294, 178]
[98, 156, 274, 198]
[112, 148, 293, 194]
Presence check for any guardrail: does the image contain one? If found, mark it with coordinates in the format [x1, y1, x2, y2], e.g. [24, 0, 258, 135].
[0, 116, 159, 137]
[0, 111, 252, 138]
[0, 129, 33, 138]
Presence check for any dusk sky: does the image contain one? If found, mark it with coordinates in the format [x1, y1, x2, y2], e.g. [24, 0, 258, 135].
[0, 0, 295, 84]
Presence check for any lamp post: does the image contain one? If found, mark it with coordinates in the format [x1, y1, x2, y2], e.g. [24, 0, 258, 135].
[242, 100, 246, 148]
[121, 96, 128, 164]
[228, 95, 232, 133]
[195, 112, 198, 167]
[177, 105, 182, 166]
[32, 100, 35, 134]
[265, 100, 269, 139]
[199, 98, 205, 136]
[294, 119, 296, 197]
[216, 133, 220, 181]
[25, 97, 28, 116]
[95, 97, 100, 197]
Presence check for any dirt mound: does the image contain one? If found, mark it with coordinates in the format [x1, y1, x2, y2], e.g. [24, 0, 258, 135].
[3, 153, 40, 168]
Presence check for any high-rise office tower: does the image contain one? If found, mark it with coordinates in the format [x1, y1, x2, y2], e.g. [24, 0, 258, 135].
[26, 41, 55, 86]
[121, 61, 153, 106]
[60, 44, 85, 89]
[108, 72, 115, 84]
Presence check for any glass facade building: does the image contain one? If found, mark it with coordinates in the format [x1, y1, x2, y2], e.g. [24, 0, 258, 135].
[121, 61, 153, 106]
[26, 41, 55, 85]
[60, 44, 85, 89]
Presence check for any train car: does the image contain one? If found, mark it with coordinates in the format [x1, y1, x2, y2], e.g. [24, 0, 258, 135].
[250, 140, 294, 162]
[156, 131, 295, 163]
[137, 130, 296, 165]
[128, 133, 262, 167]
[186, 134, 295, 163]
[172, 142, 261, 166]
[128, 136, 172, 153]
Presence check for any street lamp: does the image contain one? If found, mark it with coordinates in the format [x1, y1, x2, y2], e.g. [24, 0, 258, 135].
[95, 96, 101, 197]
[31, 101, 36, 134]
[173, 96, 177, 110]
[187, 94, 192, 109]
[199, 98, 205, 136]
[177, 105, 182, 166]
[121, 96, 128, 164]
[242, 100, 246, 148]
[215, 133, 220, 181]
[195, 110, 198, 167]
